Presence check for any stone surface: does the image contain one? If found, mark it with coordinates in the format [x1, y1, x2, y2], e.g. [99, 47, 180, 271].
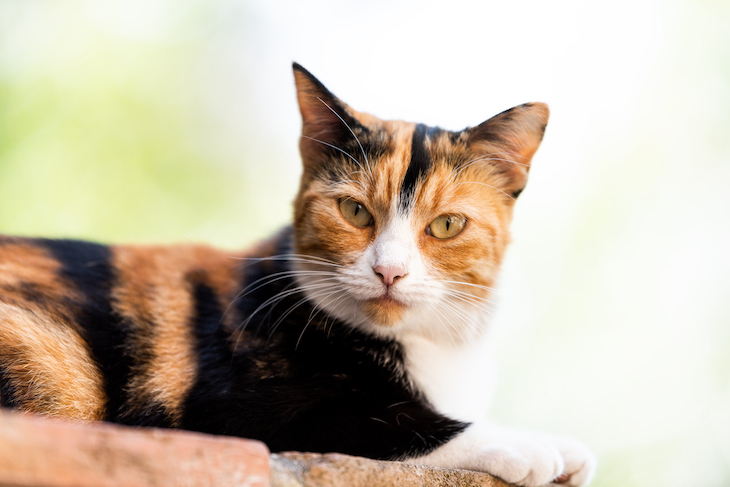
[271, 452, 511, 487]
[0, 409, 511, 487]
[0, 410, 270, 487]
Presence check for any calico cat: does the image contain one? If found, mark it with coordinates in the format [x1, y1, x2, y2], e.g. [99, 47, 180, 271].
[0, 63, 596, 486]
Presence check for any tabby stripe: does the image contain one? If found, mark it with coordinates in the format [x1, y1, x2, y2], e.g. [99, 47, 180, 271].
[399, 124, 441, 210]
[189, 278, 229, 372]
[180, 276, 237, 434]
[36, 239, 133, 422]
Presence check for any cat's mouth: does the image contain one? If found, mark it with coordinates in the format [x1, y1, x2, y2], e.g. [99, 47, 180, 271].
[373, 294, 403, 305]
[360, 295, 407, 327]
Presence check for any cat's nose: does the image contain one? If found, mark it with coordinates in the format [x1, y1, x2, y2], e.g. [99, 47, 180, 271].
[373, 265, 407, 287]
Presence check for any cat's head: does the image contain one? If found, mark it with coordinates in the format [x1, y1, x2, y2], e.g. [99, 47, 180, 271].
[290, 63, 548, 341]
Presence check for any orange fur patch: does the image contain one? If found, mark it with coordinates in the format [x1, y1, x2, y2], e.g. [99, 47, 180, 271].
[0, 302, 106, 420]
[0, 241, 106, 418]
[0, 243, 81, 324]
[361, 298, 407, 327]
[110, 244, 242, 424]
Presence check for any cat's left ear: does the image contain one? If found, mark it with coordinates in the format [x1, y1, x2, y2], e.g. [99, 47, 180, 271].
[466, 103, 549, 198]
[292, 63, 362, 164]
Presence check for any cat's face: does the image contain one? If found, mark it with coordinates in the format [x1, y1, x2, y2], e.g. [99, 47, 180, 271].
[290, 64, 548, 340]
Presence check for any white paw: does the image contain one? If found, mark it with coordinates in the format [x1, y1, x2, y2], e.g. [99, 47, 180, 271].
[408, 426, 596, 487]
[479, 439, 564, 486]
[551, 435, 597, 486]
[478, 432, 596, 486]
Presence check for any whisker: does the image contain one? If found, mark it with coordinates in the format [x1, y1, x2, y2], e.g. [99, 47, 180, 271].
[236, 279, 341, 334]
[442, 292, 496, 317]
[429, 304, 460, 346]
[230, 270, 341, 311]
[442, 287, 497, 305]
[431, 153, 527, 201]
[316, 97, 374, 184]
[440, 280, 500, 295]
[456, 154, 529, 176]
[441, 302, 484, 341]
[269, 284, 342, 341]
[439, 298, 488, 333]
[295, 288, 347, 348]
[233, 253, 342, 267]
[302, 134, 366, 173]
[221, 262, 340, 334]
[454, 180, 515, 200]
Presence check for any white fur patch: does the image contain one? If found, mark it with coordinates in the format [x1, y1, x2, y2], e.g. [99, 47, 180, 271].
[399, 332, 494, 423]
[293, 200, 597, 486]
[407, 424, 597, 487]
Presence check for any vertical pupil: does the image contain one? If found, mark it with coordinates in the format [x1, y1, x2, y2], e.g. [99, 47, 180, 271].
[354, 203, 360, 216]
[445, 217, 451, 231]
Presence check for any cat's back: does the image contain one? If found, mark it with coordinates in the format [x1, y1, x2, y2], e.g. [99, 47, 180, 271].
[0, 235, 247, 423]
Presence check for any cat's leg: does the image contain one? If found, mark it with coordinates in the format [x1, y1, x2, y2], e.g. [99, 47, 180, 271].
[405, 424, 596, 487]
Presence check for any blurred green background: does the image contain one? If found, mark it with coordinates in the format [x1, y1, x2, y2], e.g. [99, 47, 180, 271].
[2, 0, 729, 485]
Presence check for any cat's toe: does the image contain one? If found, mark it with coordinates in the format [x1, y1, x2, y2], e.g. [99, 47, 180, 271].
[551, 438, 596, 486]
[481, 441, 564, 487]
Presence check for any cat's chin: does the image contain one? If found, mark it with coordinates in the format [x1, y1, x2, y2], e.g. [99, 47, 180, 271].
[361, 296, 407, 327]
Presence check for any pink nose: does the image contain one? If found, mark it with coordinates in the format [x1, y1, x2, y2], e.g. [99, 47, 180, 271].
[373, 265, 407, 287]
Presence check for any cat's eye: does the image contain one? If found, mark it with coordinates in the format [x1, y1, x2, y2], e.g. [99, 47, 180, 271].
[339, 198, 374, 227]
[427, 214, 466, 239]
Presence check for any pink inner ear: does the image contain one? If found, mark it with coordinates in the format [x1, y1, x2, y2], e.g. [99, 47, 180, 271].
[298, 94, 337, 134]
[294, 68, 352, 142]
[467, 103, 549, 158]
[302, 112, 342, 142]
[465, 103, 549, 196]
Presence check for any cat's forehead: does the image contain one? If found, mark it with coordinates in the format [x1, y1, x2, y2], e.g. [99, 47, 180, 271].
[396, 123, 468, 211]
[342, 119, 473, 210]
[304, 111, 506, 225]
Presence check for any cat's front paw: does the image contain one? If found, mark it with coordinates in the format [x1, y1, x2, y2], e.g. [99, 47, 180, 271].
[408, 426, 596, 487]
[552, 435, 597, 486]
[477, 433, 596, 486]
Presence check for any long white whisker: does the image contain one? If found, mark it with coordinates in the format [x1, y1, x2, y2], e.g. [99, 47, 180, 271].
[443, 286, 497, 305]
[316, 97, 374, 184]
[230, 270, 341, 309]
[429, 304, 460, 346]
[269, 284, 342, 340]
[439, 299, 487, 333]
[295, 288, 346, 348]
[442, 292, 496, 317]
[237, 279, 341, 334]
[233, 254, 342, 267]
[456, 154, 529, 177]
[260, 277, 345, 325]
[454, 180, 515, 200]
[441, 280, 500, 295]
[302, 135, 368, 176]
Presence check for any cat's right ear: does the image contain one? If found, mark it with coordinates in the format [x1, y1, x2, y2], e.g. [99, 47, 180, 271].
[293, 63, 361, 163]
[465, 103, 550, 199]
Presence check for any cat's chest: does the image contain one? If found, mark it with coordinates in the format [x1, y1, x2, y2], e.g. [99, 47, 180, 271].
[399, 333, 495, 423]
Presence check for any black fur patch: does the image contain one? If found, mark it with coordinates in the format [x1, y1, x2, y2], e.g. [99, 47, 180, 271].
[399, 124, 442, 211]
[0, 363, 19, 408]
[311, 127, 389, 187]
[181, 230, 468, 459]
[36, 239, 173, 426]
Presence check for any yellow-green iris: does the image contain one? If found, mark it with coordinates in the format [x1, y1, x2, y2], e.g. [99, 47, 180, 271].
[339, 199, 373, 227]
[427, 214, 466, 239]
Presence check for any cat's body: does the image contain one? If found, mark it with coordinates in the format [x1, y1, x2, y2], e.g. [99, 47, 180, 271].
[0, 64, 595, 486]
